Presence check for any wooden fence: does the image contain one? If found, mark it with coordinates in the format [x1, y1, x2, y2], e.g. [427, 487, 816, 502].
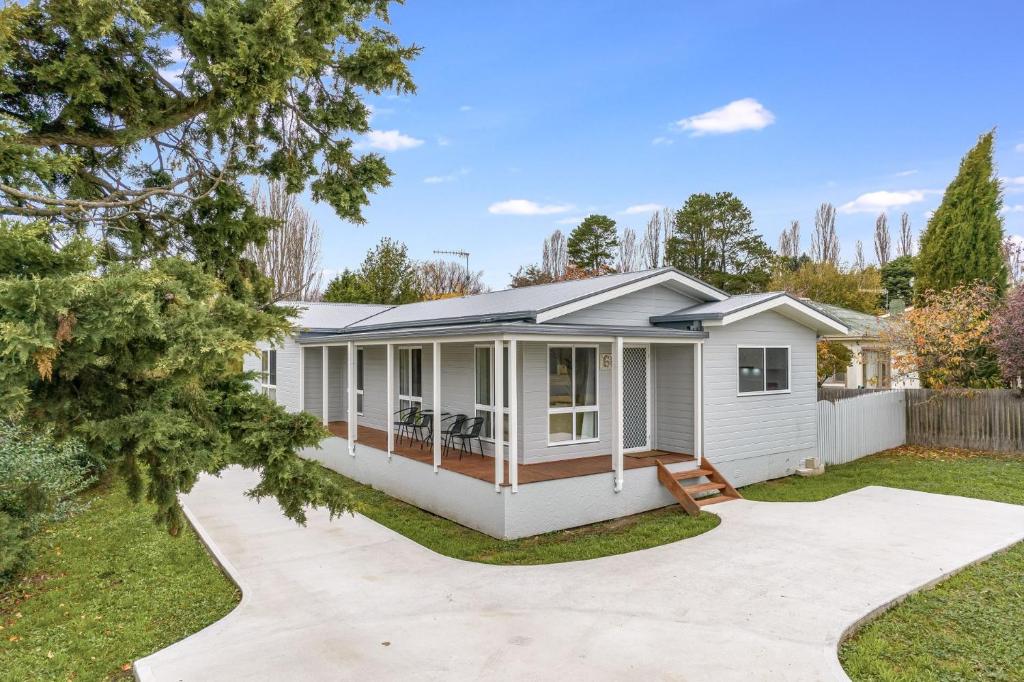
[818, 386, 883, 403]
[817, 390, 907, 465]
[905, 389, 1024, 452]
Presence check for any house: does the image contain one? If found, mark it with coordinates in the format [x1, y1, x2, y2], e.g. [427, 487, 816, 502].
[809, 301, 920, 390]
[245, 267, 848, 539]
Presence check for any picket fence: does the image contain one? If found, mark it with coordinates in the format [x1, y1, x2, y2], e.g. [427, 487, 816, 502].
[816, 390, 907, 465]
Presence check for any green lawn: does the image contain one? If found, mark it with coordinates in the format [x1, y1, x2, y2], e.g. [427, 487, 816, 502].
[742, 446, 1024, 682]
[321, 466, 720, 564]
[0, 481, 240, 681]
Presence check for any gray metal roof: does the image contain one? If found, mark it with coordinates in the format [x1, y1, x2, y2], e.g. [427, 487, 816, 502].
[278, 301, 393, 331]
[650, 292, 786, 323]
[803, 300, 887, 338]
[298, 321, 708, 344]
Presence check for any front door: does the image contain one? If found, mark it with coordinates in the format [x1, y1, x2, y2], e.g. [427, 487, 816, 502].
[622, 345, 650, 452]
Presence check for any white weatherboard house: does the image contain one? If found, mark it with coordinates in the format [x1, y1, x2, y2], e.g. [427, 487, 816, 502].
[245, 267, 848, 539]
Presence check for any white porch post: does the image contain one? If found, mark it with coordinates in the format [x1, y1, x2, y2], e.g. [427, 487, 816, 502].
[432, 341, 441, 472]
[612, 336, 624, 492]
[347, 341, 357, 455]
[508, 338, 519, 493]
[386, 342, 394, 459]
[298, 345, 305, 412]
[694, 341, 703, 466]
[321, 346, 328, 426]
[493, 338, 505, 492]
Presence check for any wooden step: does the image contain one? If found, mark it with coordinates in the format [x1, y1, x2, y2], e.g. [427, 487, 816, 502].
[697, 494, 741, 507]
[671, 468, 713, 480]
[683, 481, 727, 495]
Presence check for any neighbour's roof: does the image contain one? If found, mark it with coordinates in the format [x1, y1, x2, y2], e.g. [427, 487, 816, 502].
[278, 301, 393, 331]
[803, 300, 887, 338]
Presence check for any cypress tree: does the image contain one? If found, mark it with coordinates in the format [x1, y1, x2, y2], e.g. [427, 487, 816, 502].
[915, 131, 1007, 299]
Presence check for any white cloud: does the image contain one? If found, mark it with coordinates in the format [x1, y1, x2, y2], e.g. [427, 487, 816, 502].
[488, 199, 574, 216]
[1003, 204, 1024, 214]
[1004, 176, 1024, 194]
[423, 168, 469, 184]
[459, 105, 473, 112]
[1015, 143, 1024, 153]
[355, 129, 424, 151]
[651, 136, 674, 146]
[555, 216, 585, 225]
[894, 169, 918, 177]
[622, 203, 663, 215]
[436, 135, 451, 146]
[839, 189, 933, 214]
[674, 98, 775, 136]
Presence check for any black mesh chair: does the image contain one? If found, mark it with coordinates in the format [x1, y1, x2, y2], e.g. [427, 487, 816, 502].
[441, 414, 468, 456]
[417, 412, 434, 450]
[449, 416, 485, 460]
[394, 406, 419, 445]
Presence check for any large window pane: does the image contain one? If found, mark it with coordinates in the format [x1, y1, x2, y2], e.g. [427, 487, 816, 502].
[574, 347, 597, 406]
[502, 346, 509, 409]
[738, 347, 765, 393]
[575, 410, 598, 440]
[476, 408, 493, 440]
[356, 349, 364, 391]
[549, 347, 573, 408]
[549, 412, 573, 443]
[268, 350, 276, 385]
[475, 347, 491, 405]
[410, 348, 422, 397]
[399, 350, 409, 395]
[765, 347, 789, 391]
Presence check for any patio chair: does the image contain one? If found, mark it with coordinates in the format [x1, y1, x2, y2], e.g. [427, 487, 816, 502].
[394, 406, 419, 445]
[441, 414, 468, 456]
[417, 413, 434, 451]
[449, 416, 485, 460]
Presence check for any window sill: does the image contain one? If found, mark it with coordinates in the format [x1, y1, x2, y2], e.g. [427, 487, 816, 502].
[736, 389, 792, 397]
[546, 437, 600, 447]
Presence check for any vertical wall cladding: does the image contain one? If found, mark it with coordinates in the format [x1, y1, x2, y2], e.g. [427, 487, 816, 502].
[243, 346, 262, 393]
[327, 345, 346, 422]
[360, 345, 387, 430]
[550, 285, 699, 326]
[521, 341, 613, 464]
[275, 338, 301, 413]
[702, 311, 817, 486]
[653, 344, 694, 454]
[302, 346, 324, 419]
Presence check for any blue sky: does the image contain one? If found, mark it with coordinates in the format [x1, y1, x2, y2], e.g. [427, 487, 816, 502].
[308, 0, 1024, 290]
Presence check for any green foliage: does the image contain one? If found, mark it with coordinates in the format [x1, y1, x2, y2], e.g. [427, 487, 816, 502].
[0, 421, 93, 583]
[665, 192, 773, 293]
[322, 237, 421, 305]
[0, 479, 239, 679]
[816, 340, 853, 386]
[880, 255, 915, 309]
[770, 261, 882, 314]
[509, 264, 556, 288]
[915, 131, 1008, 299]
[567, 214, 619, 273]
[0, 1, 416, 534]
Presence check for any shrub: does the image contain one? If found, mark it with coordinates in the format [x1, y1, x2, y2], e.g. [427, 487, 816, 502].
[0, 421, 94, 583]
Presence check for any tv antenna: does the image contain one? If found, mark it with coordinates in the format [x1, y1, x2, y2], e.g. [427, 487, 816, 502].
[433, 249, 471, 276]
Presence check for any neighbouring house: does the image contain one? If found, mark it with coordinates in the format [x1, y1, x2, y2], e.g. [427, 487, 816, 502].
[808, 301, 920, 390]
[246, 267, 848, 539]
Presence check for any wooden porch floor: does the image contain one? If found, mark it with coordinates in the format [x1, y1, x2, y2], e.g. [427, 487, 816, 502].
[326, 421, 694, 486]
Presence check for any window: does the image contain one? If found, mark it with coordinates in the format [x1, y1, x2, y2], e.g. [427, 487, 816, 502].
[356, 348, 365, 414]
[475, 345, 509, 443]
[548, 345, 598, 444]
[259, 349, 277, 401]
[398, 347, 423, 413]
[737, 346, 790, 395]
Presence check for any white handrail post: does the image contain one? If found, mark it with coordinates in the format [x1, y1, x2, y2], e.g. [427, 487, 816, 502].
[508, 337, 519, 493]
[694, 341, 703, 466]
[432, 340, 441, 472]
[493, 337, 505, 492]
[613, 336, 624, 492]
[321, 346, 329, 426]
[386, 342, 394, 459]
[347, 341, 357, 455]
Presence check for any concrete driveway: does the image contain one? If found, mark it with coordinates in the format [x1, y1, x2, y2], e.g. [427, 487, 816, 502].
[135, 467, 1024, 682]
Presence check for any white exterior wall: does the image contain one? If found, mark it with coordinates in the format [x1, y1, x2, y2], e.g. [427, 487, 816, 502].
[652, 344, 694, 454]
[551, 285, 699, 325]
[702, 311, 818, 486]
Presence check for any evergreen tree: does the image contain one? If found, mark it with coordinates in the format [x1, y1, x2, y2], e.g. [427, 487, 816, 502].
[358, 238, 422, 304]
[915, 131, 1007, 299]
[322, 269, 368, 303]
[567, 215, 619, 273]
[880, 256, 915, 310]
[666, 192, 773, 293]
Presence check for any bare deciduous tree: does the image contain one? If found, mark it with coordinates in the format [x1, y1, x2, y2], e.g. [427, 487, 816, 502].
[811, 202, 840, 265]
[618, 227, 639, 272]
[898, 212, 914, 257]
[873, 212, 891, 266]
[641, 211, 664, 269]
[778, 219, 800, 258]
[542, 229, 568, 280]
[244, 180, 322, 301]
[418, 259, 486, 299]
[854, 240, 866, 271]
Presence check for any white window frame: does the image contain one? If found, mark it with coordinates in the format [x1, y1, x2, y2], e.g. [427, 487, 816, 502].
[474, 344, 510, 445]
[397, 346, 423, 412]
[355, 347, 365, 416]
[736, 345, 791, 396]
[259, 349, 277, 400]
[546, 343, 600, 446]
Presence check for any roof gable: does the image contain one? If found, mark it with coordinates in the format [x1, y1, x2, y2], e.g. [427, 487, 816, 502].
[652, 292, 849, 335]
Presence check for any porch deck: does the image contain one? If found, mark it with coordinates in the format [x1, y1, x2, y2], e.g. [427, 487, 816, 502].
[326, 421, 694, 486]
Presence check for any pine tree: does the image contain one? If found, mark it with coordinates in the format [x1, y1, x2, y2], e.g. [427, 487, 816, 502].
[567, 215, 619, 273]
[915, 131, 1007, 299]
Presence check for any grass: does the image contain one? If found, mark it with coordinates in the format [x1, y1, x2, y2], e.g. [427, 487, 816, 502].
[742, 446, 1024, 682]
[0, 480, 240, 681]
[321, 465, 720, 564]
